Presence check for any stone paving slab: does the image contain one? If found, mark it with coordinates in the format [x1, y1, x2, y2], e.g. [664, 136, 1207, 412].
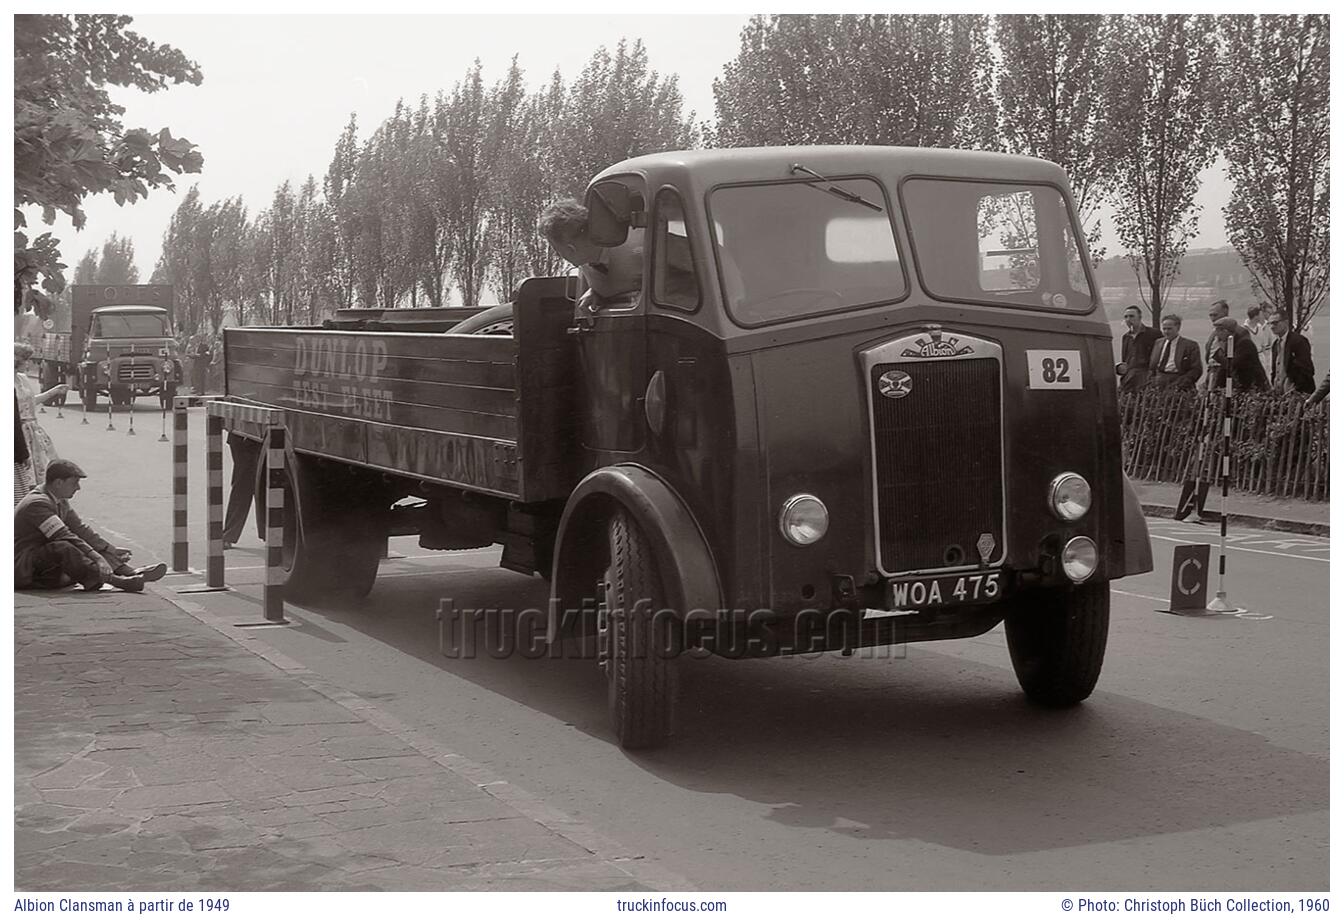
[14, 585, 689, 892]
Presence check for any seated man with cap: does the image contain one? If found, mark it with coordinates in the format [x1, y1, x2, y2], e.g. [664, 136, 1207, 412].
[14, 459, 167, 593]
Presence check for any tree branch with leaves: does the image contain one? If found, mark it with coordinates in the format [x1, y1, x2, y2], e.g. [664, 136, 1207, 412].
[14, 14, 203, 316]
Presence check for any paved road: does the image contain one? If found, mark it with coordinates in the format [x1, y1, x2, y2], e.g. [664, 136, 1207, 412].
[34, 402, 1329, 890]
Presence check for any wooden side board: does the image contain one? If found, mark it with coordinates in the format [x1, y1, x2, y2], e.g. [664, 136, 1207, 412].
[224, 279, 581, 503]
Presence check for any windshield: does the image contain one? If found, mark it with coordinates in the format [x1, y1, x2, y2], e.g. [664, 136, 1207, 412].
[92, 311, 170, 338]
[708, 177, 906, 326]
[901, 179, 1094, 311]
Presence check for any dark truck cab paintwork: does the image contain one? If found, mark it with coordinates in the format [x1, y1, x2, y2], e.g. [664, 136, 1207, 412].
[224, 146, 1152, 749]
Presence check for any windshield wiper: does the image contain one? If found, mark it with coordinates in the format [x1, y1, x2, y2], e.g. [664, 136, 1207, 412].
[790, 164, 883, 212]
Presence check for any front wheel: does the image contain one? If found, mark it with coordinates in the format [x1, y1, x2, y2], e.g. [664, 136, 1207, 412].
[600, 509, 678, 749]
[1004, 581, 1110, 707]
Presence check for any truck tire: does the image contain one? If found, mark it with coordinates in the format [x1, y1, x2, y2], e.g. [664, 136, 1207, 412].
[110, 385, 131, 407]
[1005, 581, 1109, 707]
[446, 304, 514, 336]
[265, 452, 384, 603]
[600, 509, 677, 750]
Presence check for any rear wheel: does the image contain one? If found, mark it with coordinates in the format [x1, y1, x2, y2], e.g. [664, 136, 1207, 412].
[600, 509, 677, 749]
[262, 452, 385, 603]
[1005, 581, 1110, 707]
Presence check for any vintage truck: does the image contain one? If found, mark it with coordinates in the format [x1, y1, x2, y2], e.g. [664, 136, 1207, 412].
[34, 284, 183, 410]
[222, 145, 1153, 749]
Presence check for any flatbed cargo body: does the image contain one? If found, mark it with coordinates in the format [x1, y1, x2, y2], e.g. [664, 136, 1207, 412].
[223, 277, 577, 503]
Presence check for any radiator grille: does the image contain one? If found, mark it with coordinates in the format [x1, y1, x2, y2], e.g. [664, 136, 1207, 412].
[871, 357, 1003, 572]
[117, 363, 156, 381]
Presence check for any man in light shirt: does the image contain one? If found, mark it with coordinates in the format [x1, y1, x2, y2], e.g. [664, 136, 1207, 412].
[537, 198, 644, 311]
[1245, 303, 1274, 375]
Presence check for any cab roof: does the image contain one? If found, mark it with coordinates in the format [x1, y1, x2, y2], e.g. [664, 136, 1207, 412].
[91, 305, 169, 314]
[593, 145, 1070, 189]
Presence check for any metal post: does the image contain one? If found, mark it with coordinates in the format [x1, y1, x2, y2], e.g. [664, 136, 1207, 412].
[172, 397, 190, 572]
[205, 413, 225, 589]
[264, 426, 287, 622]
[127, 394, 136, 436]
[106, 401, 114, 431]
[1206, 374, 1240, 613]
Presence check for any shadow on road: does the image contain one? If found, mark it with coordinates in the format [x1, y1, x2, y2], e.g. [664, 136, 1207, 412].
[281, 563, 1328, 858]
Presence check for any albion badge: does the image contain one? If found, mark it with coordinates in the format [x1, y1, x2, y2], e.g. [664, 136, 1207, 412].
[877, 369, 913, 399]
[976, 532, 996, 564]
[900, 329, 976, 359]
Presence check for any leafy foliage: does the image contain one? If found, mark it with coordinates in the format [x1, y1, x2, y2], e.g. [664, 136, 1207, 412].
[150, 41, 696, 314]
[1220, 14, 1330, 330]
[711, 15, 998, 149]
[996, 15, 1113, 261]
[1101, 15, 1223, 324]
[14, 14, 202, 315]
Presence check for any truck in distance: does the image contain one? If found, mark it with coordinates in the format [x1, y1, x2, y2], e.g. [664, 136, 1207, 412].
[34, 284, 183, 411]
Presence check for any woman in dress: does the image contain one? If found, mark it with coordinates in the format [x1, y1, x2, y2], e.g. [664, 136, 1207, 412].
[14, 342, 67, 503]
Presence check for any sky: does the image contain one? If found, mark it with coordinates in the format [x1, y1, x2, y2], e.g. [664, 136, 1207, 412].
[35, 13, 1236, 286]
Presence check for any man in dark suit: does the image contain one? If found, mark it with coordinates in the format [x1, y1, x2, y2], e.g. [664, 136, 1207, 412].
[1268, 310, 1316, 395]
[1115, 304, 1161, 393]
[1148, 315, 1202, 389]
[1201, 299, 1231, 389]
[1209, 316, 1269, 392]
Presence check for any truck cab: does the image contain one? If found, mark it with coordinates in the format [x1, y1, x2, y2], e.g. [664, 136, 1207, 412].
[547, 146, 1152, 742]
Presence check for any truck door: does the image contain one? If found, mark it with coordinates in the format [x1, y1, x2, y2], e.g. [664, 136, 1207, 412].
[575, 176, 649, 455]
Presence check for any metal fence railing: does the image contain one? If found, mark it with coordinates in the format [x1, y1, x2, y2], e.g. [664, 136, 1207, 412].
[1118, 389, 1329, 502]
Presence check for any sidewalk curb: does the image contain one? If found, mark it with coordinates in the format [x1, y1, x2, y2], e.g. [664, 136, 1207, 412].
[148, 584, 696, 892]
[1141, 502, 1329, 537]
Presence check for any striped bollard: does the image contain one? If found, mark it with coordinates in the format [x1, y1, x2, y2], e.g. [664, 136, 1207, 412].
[264, 426, 287, 622]
[106, 401, 114, 431]
[172, 397, 190, 572]
[80, 367, 90, 425]
[127, 394, 136, 436]
[1206, 374, 1242, 613]
[205, 413, 225, 589]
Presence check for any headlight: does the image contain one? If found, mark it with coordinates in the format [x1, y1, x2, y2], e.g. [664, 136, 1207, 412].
[1049, 472, 1091, 521]
[779, 494, 828, 546]
[1061, 536, 1098, 583]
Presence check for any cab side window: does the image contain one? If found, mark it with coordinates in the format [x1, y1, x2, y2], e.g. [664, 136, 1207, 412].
[652, 189, 700, 312]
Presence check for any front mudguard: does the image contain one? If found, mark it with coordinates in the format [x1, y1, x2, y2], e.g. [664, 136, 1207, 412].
[548, 464, 722, 644]
[1119, 473, 1154, 576]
